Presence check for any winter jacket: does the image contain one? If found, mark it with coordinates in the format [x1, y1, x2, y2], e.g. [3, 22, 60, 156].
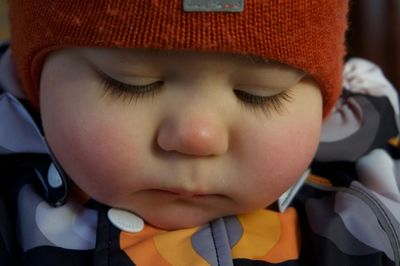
[0, 41, 399, 266]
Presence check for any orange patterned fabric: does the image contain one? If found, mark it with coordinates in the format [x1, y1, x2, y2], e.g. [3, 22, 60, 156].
[8, 0, 348, 116]
[118, 208, 300, 265]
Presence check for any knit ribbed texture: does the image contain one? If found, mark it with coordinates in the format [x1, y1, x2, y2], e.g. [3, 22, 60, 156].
[8, 0, 348, 116]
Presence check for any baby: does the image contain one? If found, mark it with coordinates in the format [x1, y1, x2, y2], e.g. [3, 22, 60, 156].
[1, 0, 399, 265]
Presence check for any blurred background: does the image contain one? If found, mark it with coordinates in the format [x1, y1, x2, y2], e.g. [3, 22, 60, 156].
[346, 0, 400, 91]
[0, 0, 399, 90]
[0, 0, 8, 40]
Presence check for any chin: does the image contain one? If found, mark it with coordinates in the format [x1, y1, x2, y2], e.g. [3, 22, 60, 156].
[106, 193, 235, 230]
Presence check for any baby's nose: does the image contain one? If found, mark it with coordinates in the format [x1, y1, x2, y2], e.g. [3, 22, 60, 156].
[157, 115, 228, 156]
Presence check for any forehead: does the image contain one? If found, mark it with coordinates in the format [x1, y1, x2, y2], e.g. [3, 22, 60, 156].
[78, 48, 305, 76]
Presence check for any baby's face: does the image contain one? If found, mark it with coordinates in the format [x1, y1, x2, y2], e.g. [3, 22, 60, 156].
[40, 48, 322, 229]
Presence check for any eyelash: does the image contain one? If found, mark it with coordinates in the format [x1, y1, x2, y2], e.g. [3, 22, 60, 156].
[97, 71, 293, 115]
[234, 89, 293, 116]
[97, 70, 163, 103]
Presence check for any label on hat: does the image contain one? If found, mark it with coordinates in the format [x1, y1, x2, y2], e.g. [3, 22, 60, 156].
[184, 0, 244, 12]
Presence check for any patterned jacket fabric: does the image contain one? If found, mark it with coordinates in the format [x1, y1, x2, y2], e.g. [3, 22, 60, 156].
[0, 41, 399, 266]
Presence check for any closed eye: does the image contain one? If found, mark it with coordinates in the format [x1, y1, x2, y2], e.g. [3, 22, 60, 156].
[234, 89, 293, 116]
[96, 70, 163, 102]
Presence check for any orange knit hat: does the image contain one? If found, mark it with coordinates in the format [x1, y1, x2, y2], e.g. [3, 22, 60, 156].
[8, 0, 348, 116]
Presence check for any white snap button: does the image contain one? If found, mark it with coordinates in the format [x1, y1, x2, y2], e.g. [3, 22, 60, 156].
[107, 208, 144, 233]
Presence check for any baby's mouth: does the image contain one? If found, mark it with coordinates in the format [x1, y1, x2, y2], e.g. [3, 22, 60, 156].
[150, 188, 218, 198]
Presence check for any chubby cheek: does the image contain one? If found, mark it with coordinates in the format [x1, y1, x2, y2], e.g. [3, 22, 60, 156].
[48, 112, 146, 204]
[240, 119, 321, 207]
